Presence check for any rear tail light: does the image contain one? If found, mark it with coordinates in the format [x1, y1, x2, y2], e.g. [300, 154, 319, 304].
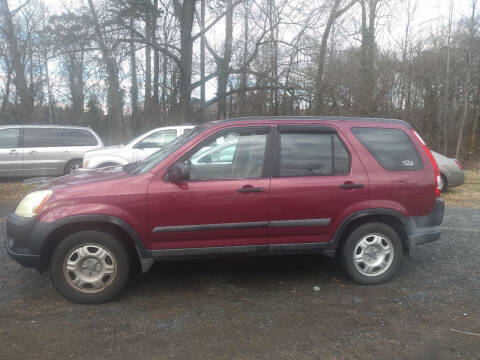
[455, 159, 463, 170]
[411, 129, 441, 197]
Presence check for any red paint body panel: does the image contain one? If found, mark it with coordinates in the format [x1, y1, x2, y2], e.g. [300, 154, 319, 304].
[37, 167, 153, 248]
[147, 177, 270, 249]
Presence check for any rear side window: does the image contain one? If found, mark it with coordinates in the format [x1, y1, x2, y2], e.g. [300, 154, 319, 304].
[0, 128, 20, 148]
[24, 128, 61, 147]
[352, 127, 423, 171]
[279, 132, 350, 176]
[62, 129, 98, 146]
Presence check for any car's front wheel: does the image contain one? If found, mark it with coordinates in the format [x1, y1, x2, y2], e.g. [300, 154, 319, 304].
[342, 222, 402, 285]
[50, 230, 130, 304]
[64, 159, 83, 174]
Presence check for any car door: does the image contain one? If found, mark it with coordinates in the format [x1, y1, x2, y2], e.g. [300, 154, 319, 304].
[269, 125, 370, 247]
[23, 127, 64, 177]
[0, 127, 23, 177]
[147, 126, 271, 251]
[131, 129, 178, 163]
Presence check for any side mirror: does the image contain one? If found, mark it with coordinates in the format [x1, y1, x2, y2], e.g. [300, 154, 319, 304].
[167, 161, 190, 183]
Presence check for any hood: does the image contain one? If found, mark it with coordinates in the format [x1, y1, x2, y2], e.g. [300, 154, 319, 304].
[84, 145, 124, 157]
[38, 166, 128, 190]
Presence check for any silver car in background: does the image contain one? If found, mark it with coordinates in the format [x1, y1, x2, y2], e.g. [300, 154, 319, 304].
[431, 151, 465, 192]
[0, 125, 103, 177]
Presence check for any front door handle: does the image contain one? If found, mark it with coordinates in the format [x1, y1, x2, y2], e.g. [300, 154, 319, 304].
[339, 183, 364, 189]
[29, 150, 38, 155]
[238, 186, 264, 193]
[9, 149, 19, 155]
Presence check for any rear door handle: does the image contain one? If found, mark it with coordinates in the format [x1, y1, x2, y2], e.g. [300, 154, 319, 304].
[238, 186, 264, 193]
[339, 183, 364, 189]
[29, 150, 38, 155]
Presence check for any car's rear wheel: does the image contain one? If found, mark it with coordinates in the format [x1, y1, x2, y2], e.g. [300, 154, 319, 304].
[342, 222, 402, 285]
[440, 174, 448, 192]
[64, 159, 82, 174]
[50, 230, 130, 304]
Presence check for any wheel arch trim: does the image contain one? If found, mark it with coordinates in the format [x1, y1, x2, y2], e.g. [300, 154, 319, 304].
[39, 214, 152, 273]
[330, 208, 408, 249]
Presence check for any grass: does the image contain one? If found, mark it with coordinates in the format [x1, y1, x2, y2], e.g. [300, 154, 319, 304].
[0, 171, 479, 208]
[442, 170, 480, 208]
[0, 182, 37, 203]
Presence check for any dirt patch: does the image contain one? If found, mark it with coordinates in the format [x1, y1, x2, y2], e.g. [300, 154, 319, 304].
[442, 170, 480, 208]
[0, 182, 37, 202]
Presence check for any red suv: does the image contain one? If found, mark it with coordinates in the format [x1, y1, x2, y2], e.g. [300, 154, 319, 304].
[5, 117, 444, 303]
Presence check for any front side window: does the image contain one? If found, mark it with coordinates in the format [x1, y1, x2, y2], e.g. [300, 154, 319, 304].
[138, 130, 177, 148]
[24, 128, 61, 147]
[352, 127, 423, 171]
[62, 129, 98, 146]
[186, 128, 268, 180]
[193, 143, 237, 164]
[0, 128, 20, 148]
[279, 131, 350, 177]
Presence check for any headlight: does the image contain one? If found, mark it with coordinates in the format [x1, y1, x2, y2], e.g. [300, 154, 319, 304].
[15, 190, 52, 218]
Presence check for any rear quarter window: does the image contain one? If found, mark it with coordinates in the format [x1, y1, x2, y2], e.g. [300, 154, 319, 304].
[352, 127, 423, 171]
[62, 129, 98, 146]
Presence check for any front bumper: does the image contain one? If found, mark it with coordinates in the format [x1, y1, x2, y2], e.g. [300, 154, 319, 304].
[405, 198, 444, 248]
[5, 214, 48, 269]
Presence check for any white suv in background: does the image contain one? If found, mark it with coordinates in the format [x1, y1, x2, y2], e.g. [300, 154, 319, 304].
[83, 126, 194, 169]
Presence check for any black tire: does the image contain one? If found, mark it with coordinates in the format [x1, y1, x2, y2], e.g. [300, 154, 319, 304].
[342, 222, 402, 285]
[50, 231, 130, 304]
[64, 159, 83, 174]
[441, 174, 448, 192]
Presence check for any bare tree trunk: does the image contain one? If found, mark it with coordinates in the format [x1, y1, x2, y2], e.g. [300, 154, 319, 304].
[153, 0, 160, 106]
[173, 0, 196, 123]
[470, 106, 479, 160]
[239, 0, 250, 116]
[358, 0, 378, 116]
[0, 64, 12, 120]
[130, 16, 139, 132]
[443, 0, 453, 155]
[455, 0, 477, 159]
[144, 3, 153, 131]
[87, 0, 125, 143]
[200, 0, 206, 121]
[314, 0, 356, 114]
[1, 0, 34, 123]
[216, 0, 233, 119]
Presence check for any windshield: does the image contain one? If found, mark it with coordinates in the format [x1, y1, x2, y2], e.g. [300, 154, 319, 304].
[129, 125, 207, 174]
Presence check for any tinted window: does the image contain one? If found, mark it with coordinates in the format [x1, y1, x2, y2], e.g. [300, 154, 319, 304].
[0, 128, 20, 148]
[352, 127, 423, 171]
[279, 132, 350, 176]
[194, 143, 237, 164]
[24, 128, 61, 147]
[187, 129, 268, 180]
[138, 130, 177, 148]
[62, 129, 98, 146]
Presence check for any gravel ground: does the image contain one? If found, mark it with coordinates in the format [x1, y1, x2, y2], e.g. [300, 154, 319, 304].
[0, 206, 479, 360]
